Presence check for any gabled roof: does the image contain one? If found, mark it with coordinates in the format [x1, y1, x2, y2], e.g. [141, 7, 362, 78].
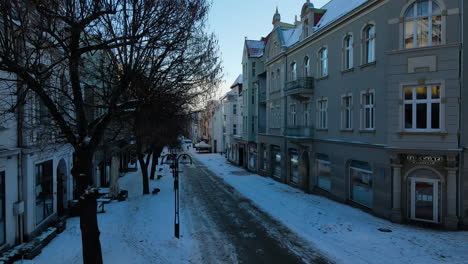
[245, 40, 265, 58]
[230, 74, 243, 88]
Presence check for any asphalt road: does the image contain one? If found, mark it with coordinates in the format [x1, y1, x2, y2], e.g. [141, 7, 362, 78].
[180, 157, 333, 264]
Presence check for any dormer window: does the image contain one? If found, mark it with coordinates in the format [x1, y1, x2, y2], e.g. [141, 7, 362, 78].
[404, 0, 441, 48]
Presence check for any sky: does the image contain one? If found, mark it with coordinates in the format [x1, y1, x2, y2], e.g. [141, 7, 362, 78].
[207, 0, 330, 97]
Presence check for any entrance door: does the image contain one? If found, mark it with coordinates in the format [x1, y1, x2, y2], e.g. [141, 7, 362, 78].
[410, 178, 439, 223]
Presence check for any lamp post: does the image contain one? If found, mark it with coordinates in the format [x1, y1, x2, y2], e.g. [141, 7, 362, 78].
[161, 150, 193, 238]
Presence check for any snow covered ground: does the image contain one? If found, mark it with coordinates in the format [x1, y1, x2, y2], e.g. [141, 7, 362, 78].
[14, 152, 201, 264]
[190, 151, 468, 264]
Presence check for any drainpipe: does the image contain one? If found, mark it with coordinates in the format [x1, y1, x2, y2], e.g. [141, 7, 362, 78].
[16, 81, 24, 244]
[459, 0, 464, 226]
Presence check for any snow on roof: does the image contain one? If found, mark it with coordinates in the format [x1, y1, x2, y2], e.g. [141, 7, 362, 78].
[245, 40, 265, 58]
[315, 0, 368, 30]
[282, 25, 302, 47]
[230, 74, 243, 88]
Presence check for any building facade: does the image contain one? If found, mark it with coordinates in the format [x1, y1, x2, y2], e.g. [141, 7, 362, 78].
[252, 0, 466, 230]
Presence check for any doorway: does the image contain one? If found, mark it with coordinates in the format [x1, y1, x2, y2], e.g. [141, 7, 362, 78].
[56, 159, 68, 216]
[239, 147, 244, 167]
[214, 140, 217, 153]
[410, 178, 440, 223]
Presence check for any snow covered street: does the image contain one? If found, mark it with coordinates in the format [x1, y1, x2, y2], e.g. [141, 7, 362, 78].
[190, 151, 468, 264]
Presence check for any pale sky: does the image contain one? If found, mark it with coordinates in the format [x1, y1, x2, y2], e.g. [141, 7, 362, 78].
[207, 0, 330, 97]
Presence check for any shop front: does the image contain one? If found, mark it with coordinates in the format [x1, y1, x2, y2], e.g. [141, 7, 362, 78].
[390, 153, 459, 229]
[271, 145, 282, 179]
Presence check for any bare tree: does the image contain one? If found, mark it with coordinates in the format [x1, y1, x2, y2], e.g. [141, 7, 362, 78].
[0, 0, 220, 262]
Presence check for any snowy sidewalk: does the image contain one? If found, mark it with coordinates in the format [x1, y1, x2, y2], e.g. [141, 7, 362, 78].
[190, 151, 468, 264]
[14, 156, 200, 264]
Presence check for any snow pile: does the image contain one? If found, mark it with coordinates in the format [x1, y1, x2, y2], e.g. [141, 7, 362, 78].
[191, 151, 468, 264]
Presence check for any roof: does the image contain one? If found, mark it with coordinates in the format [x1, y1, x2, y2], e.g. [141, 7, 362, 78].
[315, 0, 368, 30]
[230, 74, 243, 88]
[245, 40, 265, 58]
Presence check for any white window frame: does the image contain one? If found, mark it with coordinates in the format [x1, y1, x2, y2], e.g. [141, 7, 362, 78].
[344, 35, 354, 69]
[289, 104, 296, 126]
[341, 94, 353, 130]
[402, 84, 443, 132]
[317, 98, 328, 129]
[363, 25, 376, 64]
[360, 90, 375, 130]
[318, 48, 328, 77]
[290, 62, 297, 81]
[403, 0, 442, 49]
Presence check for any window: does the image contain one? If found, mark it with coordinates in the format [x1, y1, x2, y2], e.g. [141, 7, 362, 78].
[0, 171, 4, 245]
[364, 25, 375, 63]
[271, 146, 282, 178]
[233, 104, 237, 115]
[361, 91, 375, 130]
[233, 124, 237, 135]
[350, 160, 373, 208]
[404, 0, 441, 48]
[342, 95, 353, 129]
[252, 62, 256, 77]
[304, 103, 310, 126]
[316, 154, 331, 191]
[276, 69, 280, 90]
[317, 98, 328, 129]
[290, 104, 296, 126]
[319, 48, 328, 77]
[251, 117, 255, 133]
[290, 62, 297, 81]
[290, 150, 299, 184]
[36, 160, 53, 224]
[304, 56, 310, 77]
[344, 35, 353, 69]
[404, 85, 441, 130]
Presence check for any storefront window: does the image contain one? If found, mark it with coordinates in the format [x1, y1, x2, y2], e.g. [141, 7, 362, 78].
[290, 150, 299, 184]
[350, 160, 373, 208]
[36, 160, 54, 224]
[0, 171, 5, 245]
[316, 154, 331, 191]
[271, 146, 282, 178]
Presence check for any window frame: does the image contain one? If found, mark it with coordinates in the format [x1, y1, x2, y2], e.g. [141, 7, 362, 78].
[317, 97, 328, 129]
[363, 24, 376, 64]
[344, 34, 354, 70]
[35, 160, 54, 225]
[289, 104, 297, 126]
[360, 90, 375, 130]
[318, 47, 328, 77]
[341, 94, 353, 130]
[402, 84, 443, 132]
[403, 0, 442, 49]
[304, 56, 310, 77]
[290, 62, 297, 81]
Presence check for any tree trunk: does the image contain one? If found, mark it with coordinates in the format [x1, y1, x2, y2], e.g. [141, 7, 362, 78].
[137, 152, 150, 194]
[72, 150, 103, 264]
[150, 145, 163, 180]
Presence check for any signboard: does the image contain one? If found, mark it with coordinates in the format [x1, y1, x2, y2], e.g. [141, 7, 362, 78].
[405, 155, 444, 165]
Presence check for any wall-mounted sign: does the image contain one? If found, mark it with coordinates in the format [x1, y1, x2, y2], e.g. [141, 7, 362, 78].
[406, 155, 444, 165]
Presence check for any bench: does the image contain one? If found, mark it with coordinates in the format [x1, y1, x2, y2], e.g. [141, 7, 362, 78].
[97, 198, 111, 213]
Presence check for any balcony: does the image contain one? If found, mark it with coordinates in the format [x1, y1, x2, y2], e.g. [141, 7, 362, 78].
[284, 126, 314, 137]
[284, 77, 314, 97]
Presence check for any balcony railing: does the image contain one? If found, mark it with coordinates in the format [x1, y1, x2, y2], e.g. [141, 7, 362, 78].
[285, 77, 314, 94]
[285, 126, 314, 137]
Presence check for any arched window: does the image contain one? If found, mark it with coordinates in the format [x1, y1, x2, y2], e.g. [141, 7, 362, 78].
[319, 48, 328, 77]
[364, 25, 375, 63]
[344, 35, 353, 69]
[304, 56, 310, 77]
[404, 0, 441, 48]
[290, 62, 297, 81]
